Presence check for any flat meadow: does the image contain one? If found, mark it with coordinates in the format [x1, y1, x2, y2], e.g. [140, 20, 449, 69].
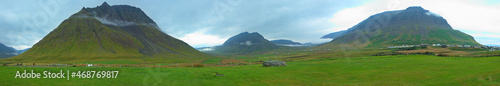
[1, 55, 500, 85]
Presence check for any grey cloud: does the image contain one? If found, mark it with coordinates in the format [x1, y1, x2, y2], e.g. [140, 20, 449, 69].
[0, 0, 361, 49]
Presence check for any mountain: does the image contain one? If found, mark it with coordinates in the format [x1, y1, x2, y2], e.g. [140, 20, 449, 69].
[17, 48, 30, 54]
[0, 43, 18, 59]
[7, 2, 210, 63]
[321, 30, 347, 39]
[321, 6, 480, 49]
[214, 32, 278, 54]
[270, 39, 302, 45]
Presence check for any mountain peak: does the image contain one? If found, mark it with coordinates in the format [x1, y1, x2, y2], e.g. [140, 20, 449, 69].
[404, 6, 428, 12]
[223, 32, 266, 46]
[322, 6, 480, 48]
[239, 32, 261, 35]
[217, 32, 278, 54]
[101, 2, 110, 7]
[241, 32, 250, 34]
[406, 6, 424, 10]
[72, 2, 157, 27]
[250, 32, 260, 35]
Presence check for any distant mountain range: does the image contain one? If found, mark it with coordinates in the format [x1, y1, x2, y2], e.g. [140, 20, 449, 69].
[6, 2, 210, 63]
[0, 43, 18, 59]
[269, 39, 321, 47]
[17, 48, 30, 54]
[270, 39, 301, 45]
[321, 6, 480, 49]
[212, 32, 278, 54]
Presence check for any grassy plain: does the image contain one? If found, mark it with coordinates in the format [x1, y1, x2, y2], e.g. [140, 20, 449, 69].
[2, 55, 500, 85]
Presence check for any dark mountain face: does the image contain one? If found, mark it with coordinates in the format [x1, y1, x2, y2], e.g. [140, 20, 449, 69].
[223, 32, 269, 46]
[8, 2, 209, 62]
[270, 39, 302, 45]
[324, 6, 480, 48]
[81, 2, 156, 26]
[387, 7, 452, 30]
[321, 30, 347, 39]
[0, 43, 18, 59]
[216, 32, 278, 54]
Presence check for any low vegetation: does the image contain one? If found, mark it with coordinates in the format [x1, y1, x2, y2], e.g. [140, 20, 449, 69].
[393, 45, 428, 50]
[202, 58, 222, 64]
[449, 47, 489, 51]
[2, 55, 500, 85]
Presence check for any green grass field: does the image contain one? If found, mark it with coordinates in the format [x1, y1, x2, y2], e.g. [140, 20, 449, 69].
[2, 55, 500, 85]
[74, 60, 143, 64]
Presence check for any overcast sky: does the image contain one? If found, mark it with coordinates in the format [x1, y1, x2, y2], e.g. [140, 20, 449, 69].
[0, 0, 499, 49]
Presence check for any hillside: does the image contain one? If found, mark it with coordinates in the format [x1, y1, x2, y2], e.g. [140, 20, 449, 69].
[213, 32, 278, 54]
[6, 2, 210, 63]
[321, 6, 480, 49]
[321, 30, 347, 39]
[0, 43, 18, 59]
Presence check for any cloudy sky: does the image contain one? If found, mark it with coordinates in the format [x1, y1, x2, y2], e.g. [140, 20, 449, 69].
[0, 0, 499, 49]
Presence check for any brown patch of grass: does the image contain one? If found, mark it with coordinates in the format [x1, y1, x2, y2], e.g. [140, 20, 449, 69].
[395, 47, 470, 56]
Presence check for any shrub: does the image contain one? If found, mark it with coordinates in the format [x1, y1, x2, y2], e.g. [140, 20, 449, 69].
[193, 64, 204, 67]
[437, 54, 449, 57]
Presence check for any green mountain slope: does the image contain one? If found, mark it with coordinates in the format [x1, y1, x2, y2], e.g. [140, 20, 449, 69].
[321, 6, 480, 49]
[321, 30, 347, 39]
[6, 2, 210, 63]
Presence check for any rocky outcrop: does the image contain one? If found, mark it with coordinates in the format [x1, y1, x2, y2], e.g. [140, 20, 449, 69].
[262, 60, 287, 67]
